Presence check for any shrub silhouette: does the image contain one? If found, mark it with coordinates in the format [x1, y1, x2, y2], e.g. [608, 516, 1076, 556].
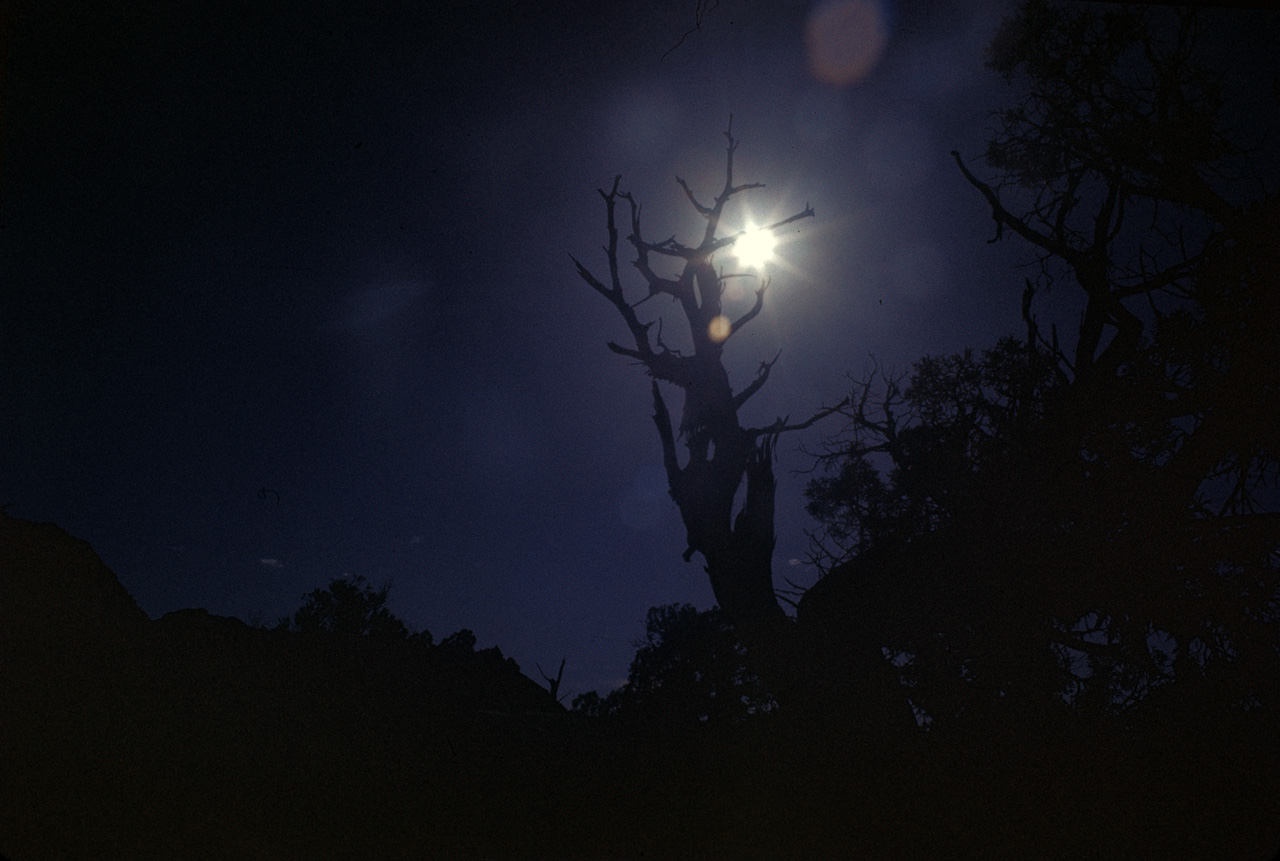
[438, 628, 477, 653]
[280, 574, 413, 642]
[574, 604, 773, 729]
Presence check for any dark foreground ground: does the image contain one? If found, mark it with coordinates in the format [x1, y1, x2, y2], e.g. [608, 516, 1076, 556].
[4, 513, 1279, 859]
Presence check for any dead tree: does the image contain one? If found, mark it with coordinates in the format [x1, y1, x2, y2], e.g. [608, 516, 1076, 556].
[573, 124, 912, 730]
[537, 658, 566, 703]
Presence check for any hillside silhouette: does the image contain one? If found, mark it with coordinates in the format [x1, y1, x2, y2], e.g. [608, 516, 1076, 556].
[1, 512, 572, 857]
[4, 510, 1279, 859]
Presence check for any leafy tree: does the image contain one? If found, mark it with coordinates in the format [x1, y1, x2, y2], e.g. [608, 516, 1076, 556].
[805, 338, 1063, 567]
[572, 604, 772, 729]
[804, 340, 1091, 726]
[802, 1, 1280, 730]
[437, 628, 477, 653]
[282, 575, 412, 642]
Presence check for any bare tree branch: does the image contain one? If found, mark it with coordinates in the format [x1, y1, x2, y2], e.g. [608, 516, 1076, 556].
[952, 150, 1084, 266]
[661, 0, 720, 61]
[537, 658, 567, 703]
[731, 350, 781, 412]
[747, 400, 849, 438]
[728, 281, 768, 339]
[675, 176, 714, 216]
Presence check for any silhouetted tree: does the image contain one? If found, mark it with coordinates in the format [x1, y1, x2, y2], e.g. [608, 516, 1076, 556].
[572, 604, 772, 728]
[804, 339, 1089, 727]
[432, 627, 529, 679]
[438, 628, 477, 653]
[537, 657, 567, 703]
[803, 1, 1280, 730]
[574, 121, 917, 729]
[805, 338, 1063, 567]
[281, 575, 412, 642]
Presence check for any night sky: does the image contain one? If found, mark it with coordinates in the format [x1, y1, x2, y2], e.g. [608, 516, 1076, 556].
[4, 1, 1275, 698]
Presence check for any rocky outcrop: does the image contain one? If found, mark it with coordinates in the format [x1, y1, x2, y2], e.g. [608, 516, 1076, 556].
[1, 512, 149, 645]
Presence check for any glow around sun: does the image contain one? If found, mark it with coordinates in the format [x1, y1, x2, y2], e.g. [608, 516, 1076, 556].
[732, 226, 777, 270]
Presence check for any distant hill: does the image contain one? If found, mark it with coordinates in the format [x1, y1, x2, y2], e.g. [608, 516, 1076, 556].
[0, 512, 571, 859]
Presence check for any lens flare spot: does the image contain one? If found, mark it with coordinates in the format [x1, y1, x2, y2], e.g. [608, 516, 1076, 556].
[708, 315, 732, 343]
[805, 0, 890, 87]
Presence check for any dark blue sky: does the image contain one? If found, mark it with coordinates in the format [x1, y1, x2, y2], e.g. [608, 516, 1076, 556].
[5, 0, 1274, 697]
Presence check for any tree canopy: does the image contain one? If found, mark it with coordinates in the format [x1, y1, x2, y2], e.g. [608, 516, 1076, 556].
[801, 0, 1280, 731]
[572, 603, 772, 728]
[281, 574, 413, 642]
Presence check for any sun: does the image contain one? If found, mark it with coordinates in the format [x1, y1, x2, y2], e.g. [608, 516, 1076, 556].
[731, 225, 777, 270]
